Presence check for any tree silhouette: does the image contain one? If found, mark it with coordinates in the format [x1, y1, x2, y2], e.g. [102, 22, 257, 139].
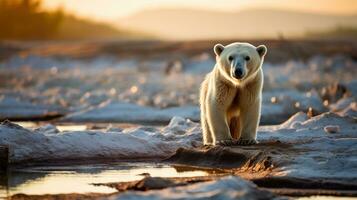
[0, 0, 63, 40]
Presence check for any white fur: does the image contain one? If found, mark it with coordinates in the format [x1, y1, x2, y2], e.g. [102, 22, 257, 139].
[200, 42, 267, 145]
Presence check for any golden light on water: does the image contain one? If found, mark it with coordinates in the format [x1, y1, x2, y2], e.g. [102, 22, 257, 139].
[57, 125, 87, 132]
[270, 96, 277, 103]
[109, 88, 117, 95]
[323, 100, 329, 106]
[6, 166, 209, 195]
[9, 173, 117, 195]
[17, 122, 88, 132]
[130, 86, 138, 94]
[16, 122, 37, 129]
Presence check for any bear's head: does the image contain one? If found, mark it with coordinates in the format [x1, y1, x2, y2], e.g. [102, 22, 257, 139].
[213, 42, 267, 84]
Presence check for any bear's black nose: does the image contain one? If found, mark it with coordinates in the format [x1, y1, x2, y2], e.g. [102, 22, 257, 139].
[234, 68, 244, 79]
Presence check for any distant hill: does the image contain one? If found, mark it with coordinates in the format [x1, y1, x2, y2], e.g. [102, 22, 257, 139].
[0, 0, 149, 41]
[55, 15, 149, 40]
[305, 26, 357, 40]
[116, 8, 357, 40]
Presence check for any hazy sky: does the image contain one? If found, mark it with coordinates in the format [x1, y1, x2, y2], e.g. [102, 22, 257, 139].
[43, 0, 357, 22]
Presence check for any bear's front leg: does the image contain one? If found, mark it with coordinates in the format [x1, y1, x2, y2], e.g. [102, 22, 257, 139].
[238, 98, 261, 145]
[207, 100, 236, 146]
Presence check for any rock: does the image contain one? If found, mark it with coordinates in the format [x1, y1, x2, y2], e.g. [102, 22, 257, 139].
[137, 172, 150, 176]
[135, 177, 177, 190]
[324, 125, 340, 134]
[165, 146, 273, 170]
[101, 176, 211, 192]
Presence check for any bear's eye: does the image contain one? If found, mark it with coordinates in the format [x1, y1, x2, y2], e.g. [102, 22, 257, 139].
[245, 56, 250, 61]
[228, 56, 234, 62]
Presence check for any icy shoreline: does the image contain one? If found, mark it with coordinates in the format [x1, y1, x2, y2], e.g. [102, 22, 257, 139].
[1, 111, 356, 181]
[0, 117, 201, 163]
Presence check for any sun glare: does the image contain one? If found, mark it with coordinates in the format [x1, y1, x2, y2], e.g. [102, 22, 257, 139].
[43, 0, 357, 22]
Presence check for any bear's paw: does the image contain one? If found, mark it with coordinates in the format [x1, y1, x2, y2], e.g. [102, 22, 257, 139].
[215, 139, 238, 146]
[237, 139, 258, 145]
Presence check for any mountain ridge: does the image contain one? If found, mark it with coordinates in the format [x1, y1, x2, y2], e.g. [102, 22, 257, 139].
[116, 8, 357, 40]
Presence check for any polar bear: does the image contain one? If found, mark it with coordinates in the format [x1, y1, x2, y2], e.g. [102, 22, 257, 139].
[200, 42, 267, 146]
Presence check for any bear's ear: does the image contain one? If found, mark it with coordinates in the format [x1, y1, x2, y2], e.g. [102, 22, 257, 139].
[256, 45, 267, 57]
[214, 44, 225, 56]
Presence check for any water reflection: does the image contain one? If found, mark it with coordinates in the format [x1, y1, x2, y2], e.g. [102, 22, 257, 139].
[0, 162, 209, 198]
[17, 122, 88, 132]
[56, 125, 87, 132]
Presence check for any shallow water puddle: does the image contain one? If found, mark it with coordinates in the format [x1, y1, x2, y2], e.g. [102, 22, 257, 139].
[0, 162, 209, 198]
[16, 121, 141, 132]
[17, 121, 88, 131]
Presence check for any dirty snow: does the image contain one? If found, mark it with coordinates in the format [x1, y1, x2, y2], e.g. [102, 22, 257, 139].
[259, 112, 357, 179]
[60, 89, 326, 124]
[61, 100, 200, 123]
[112, 176, 279, 200]
[0, 96, 67, 120]
[0, 117, 201, 163]
[1, 110, 356, 180]
[1, 53, 356, 124]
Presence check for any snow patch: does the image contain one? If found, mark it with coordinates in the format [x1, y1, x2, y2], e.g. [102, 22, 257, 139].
[0, 117, 202, 163]
[114, 176, 277, 200]
[0, 111, 356, 179]
[0, 96, 66, 120]
[61, 100, 200, 123]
